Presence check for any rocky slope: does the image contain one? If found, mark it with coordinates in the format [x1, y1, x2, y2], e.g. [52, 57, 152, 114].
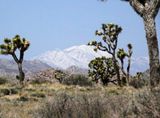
[0, 59, 52, 78]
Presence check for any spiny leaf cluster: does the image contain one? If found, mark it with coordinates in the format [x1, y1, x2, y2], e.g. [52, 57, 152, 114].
[88, 23, 122, 54]
[88, 57, 116, 85]
[0, 35, 30, 56]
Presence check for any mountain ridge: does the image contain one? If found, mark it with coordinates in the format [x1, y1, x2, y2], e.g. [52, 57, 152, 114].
[0, 59, 52, 78]
[33, 45, 149, 74]
[33, 45, 111, 69]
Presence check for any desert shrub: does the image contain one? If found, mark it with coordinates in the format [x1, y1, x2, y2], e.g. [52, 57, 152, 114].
[10, 88, 18, 94]
[31, 92, 46, 98]
[30, 79, 43, 85]
[129, 74, 149, 89]
[33, 92, 131, 118]
[0, 88, 19, 96]
[140, 88, 160, 117]
[0, 88, 10, 96]
[33, 86, 160, 118]
[63, 74, 92, 86]
[0, 77, 8, 85]
[29, 78, 49, 85]
[122, 87, 160, 118]
[17, 96, 29, 102]
[129, 79, 148, 88]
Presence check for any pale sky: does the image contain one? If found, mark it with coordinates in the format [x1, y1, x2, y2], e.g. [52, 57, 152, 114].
[0, 0, 159, 59]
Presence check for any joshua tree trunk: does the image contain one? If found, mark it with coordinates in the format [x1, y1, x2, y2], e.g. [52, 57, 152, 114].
[17, 63, 25, 85]
[12, 52, 25, 85]
[128, 0, 160, 87]
[113, 55, 122, 86]
[143, 16, 160, 87]
[126, 55, 131, 84]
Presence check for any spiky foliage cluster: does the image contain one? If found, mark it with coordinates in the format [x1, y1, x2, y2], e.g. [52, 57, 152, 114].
[117, 48, 128, 75]
[88, 23, 122, 86]
[88, 57, 116, 85]
[0, 35, 29, 56]
[0, 35, 30, 84]
[117, 49, 127, 63]
[88, 23, 122, 54]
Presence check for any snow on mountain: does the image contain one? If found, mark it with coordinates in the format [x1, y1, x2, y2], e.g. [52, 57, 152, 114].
[33, 45, 149, 74]
[33, 45, 111, 69]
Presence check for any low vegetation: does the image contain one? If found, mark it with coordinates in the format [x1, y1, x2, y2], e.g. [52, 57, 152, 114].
[0, 79, 160, 118]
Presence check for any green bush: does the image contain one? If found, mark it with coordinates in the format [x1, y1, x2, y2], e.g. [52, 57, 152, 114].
[10, 88, 18, 94]
[0, 77, 8, 85]
[31, 92, 46, 98]
[129, 78, 149, 88]
[0, 88, 18, 96]
[63, 74, 92, 86]
[30, 78, 49, 85]
[18, 96, 29, 102]
[0, 88, 10, 96]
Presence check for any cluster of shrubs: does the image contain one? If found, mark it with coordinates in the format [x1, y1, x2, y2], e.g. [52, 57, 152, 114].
[0, 77, 8, 85]
[33, 86, 160, 118]
[62, 74, 92, 86]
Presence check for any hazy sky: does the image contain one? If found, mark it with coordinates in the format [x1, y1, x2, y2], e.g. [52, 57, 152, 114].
[0, 0, 160, 59]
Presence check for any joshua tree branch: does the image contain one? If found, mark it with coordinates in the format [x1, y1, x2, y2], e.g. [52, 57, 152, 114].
[150, 0, 160, 18]
[98, 45, 113, 55]
[129, 0, 145, 17]
[11, 53, 19, 64]
[19, 50, 24, 63]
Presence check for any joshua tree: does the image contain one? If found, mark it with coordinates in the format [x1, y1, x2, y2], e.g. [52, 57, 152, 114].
[88, 23, 122, 86]
[117, 44, 133, 84]
[0, 35, 30, 85]
[54, 70, 66, 83]
[127, 44, 133, 82]
[88, 57, 117, 85]
[101, 0, 160, 87]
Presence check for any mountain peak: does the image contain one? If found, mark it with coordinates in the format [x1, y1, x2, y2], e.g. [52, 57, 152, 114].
[33, 45, 111, 69]
[33, 45, 149, 74]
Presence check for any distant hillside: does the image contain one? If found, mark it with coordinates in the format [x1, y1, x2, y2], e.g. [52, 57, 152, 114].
[65, 66, 88, 75]
[0, 59, 52, 78]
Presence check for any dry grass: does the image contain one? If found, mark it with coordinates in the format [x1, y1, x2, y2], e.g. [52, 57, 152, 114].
[0, 82, 160, 118]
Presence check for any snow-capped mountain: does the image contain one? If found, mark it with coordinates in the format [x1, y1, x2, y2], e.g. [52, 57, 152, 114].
[33, 45, 111, 69]
[33, 45, 149, 74]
